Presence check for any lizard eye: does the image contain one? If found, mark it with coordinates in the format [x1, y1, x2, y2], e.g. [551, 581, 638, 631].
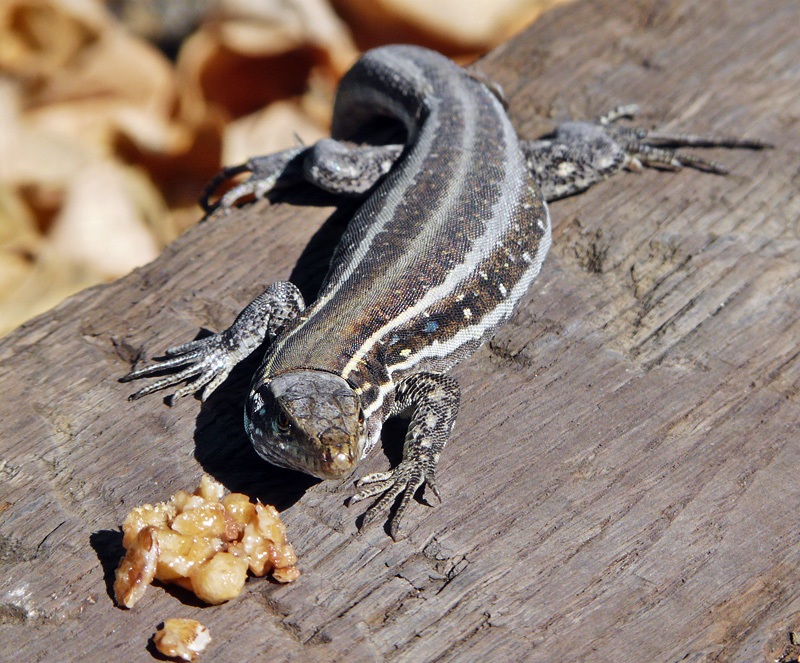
[358, 410, 364, 426]
[276, 410, 291, 432]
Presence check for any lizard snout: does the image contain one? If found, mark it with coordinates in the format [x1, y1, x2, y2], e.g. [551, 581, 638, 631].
[319, 440, 358, 479]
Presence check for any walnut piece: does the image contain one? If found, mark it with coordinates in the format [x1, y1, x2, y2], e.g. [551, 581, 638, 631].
[114, 526, 159, 608]
[153, 618, 212, 662]
[114, 475, 299, 607]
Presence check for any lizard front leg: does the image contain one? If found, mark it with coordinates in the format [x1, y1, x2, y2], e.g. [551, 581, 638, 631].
[121, 281, 304, 402]
[351, 373, 460, 539]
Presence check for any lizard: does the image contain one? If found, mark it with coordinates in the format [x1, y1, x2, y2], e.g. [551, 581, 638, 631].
[121, 45, 769, 539]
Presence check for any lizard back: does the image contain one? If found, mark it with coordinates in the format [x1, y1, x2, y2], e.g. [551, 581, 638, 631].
[258, 45, 551, 427]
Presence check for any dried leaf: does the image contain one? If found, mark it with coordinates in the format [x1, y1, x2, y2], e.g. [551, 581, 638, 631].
[48, 161, 162, 277]
[331, 0, 569, 52]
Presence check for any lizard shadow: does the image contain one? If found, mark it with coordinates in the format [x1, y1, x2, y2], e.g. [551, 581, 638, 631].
[191, 194, 366, 509]
[89, 529, 125, 603]
[192, 351, 317, 509]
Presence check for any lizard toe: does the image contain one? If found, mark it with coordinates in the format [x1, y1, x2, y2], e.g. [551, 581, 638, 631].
[353, 461, 435, 539]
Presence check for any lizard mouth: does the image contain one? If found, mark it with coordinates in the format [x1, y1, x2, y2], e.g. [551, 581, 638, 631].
[247, 428, 358, 479]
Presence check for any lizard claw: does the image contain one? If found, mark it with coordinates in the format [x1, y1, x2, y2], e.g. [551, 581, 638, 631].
[122, 283, 305, 405]
[350, 460, 436, 539]
[199, 149, 307, 213]
[121, 332, 235, 403]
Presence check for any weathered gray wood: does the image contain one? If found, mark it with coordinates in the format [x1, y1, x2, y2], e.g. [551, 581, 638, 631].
[1, 0, 799, 660]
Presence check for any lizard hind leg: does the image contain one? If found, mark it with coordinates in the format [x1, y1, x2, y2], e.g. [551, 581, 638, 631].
[200, 140, 405, 212]
[350, 373, 460, 540]
[524, 105, 771, 201]
[303, 139, 404, 195]
[521, 126, 629, 201]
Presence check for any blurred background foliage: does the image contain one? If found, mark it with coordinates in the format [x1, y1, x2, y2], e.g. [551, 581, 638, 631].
[0, 0, 567, 336]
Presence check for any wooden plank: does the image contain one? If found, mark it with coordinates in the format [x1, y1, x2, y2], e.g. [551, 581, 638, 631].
[1, 0, 799, 660]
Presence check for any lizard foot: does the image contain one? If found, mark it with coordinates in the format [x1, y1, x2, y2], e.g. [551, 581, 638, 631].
[350, 459, 440, 540]
[525, 105, 771, 201]
[121, 283, 304, 404]
[199, 149, 305, 213]
[121, 332, 238, 403]
[597, 104, 772, 175]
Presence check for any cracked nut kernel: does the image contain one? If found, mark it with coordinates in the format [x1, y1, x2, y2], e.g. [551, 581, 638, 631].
[190, 552, 248, 605]
[195, 474, 225, 502]
[114, 526, 159, 608]
[153, 618, 211, 661]
[171, 502, 228, 538]
[272, 565, 301, 583]
[221, 492, 256, 535]
[122, 502, 175, 549]
[114, 475, 299, 607]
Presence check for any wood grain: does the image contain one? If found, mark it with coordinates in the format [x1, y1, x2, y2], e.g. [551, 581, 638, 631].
[1, 0, 799, 660]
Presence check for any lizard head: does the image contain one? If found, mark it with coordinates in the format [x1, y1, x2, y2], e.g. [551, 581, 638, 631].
[245, 369, 365, 480]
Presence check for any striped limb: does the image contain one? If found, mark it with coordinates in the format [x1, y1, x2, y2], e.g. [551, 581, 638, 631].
[121, 282, 304, 403]
[351, 373, 460, 540]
